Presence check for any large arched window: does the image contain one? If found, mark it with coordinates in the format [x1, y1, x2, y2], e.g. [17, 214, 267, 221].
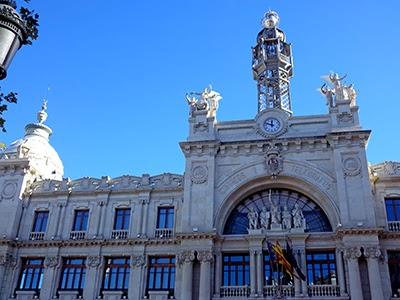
[224, 188, 332, 234]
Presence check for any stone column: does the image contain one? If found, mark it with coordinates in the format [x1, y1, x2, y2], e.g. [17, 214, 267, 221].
[335, 248, 346, 296]
[249, 250, 257, 296]
[294, 249, 301, 297]
[300, 249, 307, 296]
[256, 250, 263, 297]
[51, 202, 64, 239]
[56, 203, 67, 239]
[40, 256, 60, 299]
[0, 255, 8, 292]
[365, 247, 384, 300]
[179, 250, 195, 300]
[95, 201, 105, 238]
[128, 255, 146, 300]
[141, 198, 150, 238]
[198, 251, 213, 300]
[4, 256, 19, 299]
[83, 256, 103, 299]
[214, 251, 222, 297]
[344, 247, 363, 300]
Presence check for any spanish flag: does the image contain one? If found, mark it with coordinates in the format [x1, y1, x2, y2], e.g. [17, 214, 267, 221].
[272, 241, 296, 279]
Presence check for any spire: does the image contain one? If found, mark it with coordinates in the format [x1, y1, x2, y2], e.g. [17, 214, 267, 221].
[25, 99, 52, 141]
[252, 11, 293, 114]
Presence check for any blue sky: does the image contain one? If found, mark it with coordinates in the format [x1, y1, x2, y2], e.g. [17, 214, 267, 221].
[2, 0, 400, 179]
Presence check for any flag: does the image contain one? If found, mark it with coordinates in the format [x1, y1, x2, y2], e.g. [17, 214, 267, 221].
[267, 241, 276, 263]
[272, 241, 296, 278]
[285, 241, 306, 281]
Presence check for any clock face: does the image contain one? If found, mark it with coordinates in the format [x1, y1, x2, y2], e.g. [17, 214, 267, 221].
[263, 118, 281, 133]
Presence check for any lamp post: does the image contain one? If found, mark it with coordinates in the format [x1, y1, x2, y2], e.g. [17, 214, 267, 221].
[0, 0, 27, 80]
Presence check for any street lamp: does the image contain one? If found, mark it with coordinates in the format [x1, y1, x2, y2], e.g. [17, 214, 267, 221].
[0, 0, 27, 80]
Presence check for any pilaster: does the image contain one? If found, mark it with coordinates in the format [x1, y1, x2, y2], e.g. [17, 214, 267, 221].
[129, 255, 146, 300]
[179, 250, 195, 300]
[365, 247, 384, 300]
[40, 255, 60, 299]
[344, 247, 363, 300]
[198, 250, 213, 300]
[83, 255, 103, 299]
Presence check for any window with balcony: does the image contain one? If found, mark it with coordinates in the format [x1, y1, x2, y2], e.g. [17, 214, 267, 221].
[306, 251, 336, 285]
[70, 210, 89, 240]
[155, 207, 174, 238]
[112, 208, 130, 239]
[18, 258, 44, 292]
[263, 252, 293, 286]
[147, 256, 175, 296]
[388, 251, 400, 296]
[223, 254, 249, 286]
[30, 211, 49, 240]
[385, 198, 400, 231]
[102, 257, 130, 293]
[59, 258, 86, 294]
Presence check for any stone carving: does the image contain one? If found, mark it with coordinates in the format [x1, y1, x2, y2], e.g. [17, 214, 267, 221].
[265, 145, 283, 179]
[1, 180, 18, 199]
[131, 255, 146, 268]
[337, 112, 354, 125]
[186, 85, 222, 118]
[321, 73, 357, 108]
[365, 247, 382, 259]
[344, 247, 362, 260]
[87, 256, 102, 268]
[45, 256, 59, 268]
[178, 251, 196, 265]
[270, 201, 281, 225]
[191, 165, 208, 184]
[343, 157, 361, 177]
[197, 251, 214, 263]
[259, 207, 270, 229]
[282, 205, 292, 229]
[0, 254, 15, 266]
[37, 100, 48, 124]
[247, 207, 259, 230]
[292, 203, 306, 229]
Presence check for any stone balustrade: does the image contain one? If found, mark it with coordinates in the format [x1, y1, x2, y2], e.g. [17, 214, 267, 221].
[308, 284, 340, 297]
[69, 230, 86, 240]
[388, 221, 400, 231]
[111, 229, 128, 239]
[263, 285, 294, 297]
[220, 286, 250, 297]
[154, 228, 174, 239]
[29, 231, 44, 240]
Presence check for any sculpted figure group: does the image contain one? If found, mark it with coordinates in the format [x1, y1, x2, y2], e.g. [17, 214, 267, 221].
[320, 73, 357, 108]
[185, 85, 222, 118]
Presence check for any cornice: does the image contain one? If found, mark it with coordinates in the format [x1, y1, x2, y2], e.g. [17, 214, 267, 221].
[335, 227, 384, 239]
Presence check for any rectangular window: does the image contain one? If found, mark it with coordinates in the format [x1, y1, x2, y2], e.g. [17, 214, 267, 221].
[157, 207, 174, 229]
[223, 254, 250, 286]
[59, 258, 86, 293]
[32, 211, 49, 232]
[263, 252, 293, 286]
[18, 258, 44, 291]
[113, 208, 131, 230]
[306, 251, 336, 285]
[102, 257, 130, 292]
[147, 256, 175, 296]
[388, 251, 400, 296]
[72, 210, 89, 231]
[385, 198, 400, 221]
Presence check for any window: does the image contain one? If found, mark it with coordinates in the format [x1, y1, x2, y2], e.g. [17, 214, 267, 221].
[306, 251, 336, 285]
[102, 257, 130, 292]
[385, 198, 400, 221]
[32, 211, 49, 232]
[223, 254, 250, 286]
[18, 258, 44, 292]
[72, 210, 89, 231]
[388, 251, 400, 296]
[157, 207, 174, 229]
[59, 258, 86, 293]
[264, 252, 293, 286]
[147, 256, 175, 296]
[113, 208, 131, 230]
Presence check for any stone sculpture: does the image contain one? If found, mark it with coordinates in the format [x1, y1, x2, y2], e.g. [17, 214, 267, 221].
[282, 205, 292, 229]
[292, 203, 305, 229]
[247, 207, 259, 230]
[320, 72, 357, 108]
[185, 85, 222, 118]
[260, 207, 270, 229]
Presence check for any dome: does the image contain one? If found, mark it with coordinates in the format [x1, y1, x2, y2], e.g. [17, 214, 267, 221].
[2, 101, 64, 180]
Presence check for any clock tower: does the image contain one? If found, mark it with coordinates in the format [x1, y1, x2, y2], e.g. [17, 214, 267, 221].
[252, 11, 293, 114]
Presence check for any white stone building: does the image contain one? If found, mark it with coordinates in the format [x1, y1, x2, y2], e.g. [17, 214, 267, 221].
[0, 10, 399, 300]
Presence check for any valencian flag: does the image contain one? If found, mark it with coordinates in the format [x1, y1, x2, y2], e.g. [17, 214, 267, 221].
[285, 241, 306, 281]
[271, 241, 296, 279]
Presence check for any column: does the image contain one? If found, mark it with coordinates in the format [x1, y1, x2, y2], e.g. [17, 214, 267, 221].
[256, 250, 263, 297]
[344, 247, 363, 300]
[198, 251, 213, 300]
[128, 255, 146, 300]
[39, 256, 60, 299]
[214, 251, 222, 297]
[141, 198, 150, 238]
[83, 256, 103, 299]
[365, 247, 384, 300]
[300, 249, 307, 296]
[180, 251, 195, 300]
[50, 202, 63, 239]
[56, 203, 66, 239]
[4, 257, 19, 299]
[0, 255, 8, 291]
[294, 249, 301, 297]
[97, 200, 107, 238]
[250, 250, 256, 296]
[335, 248, 346, 296]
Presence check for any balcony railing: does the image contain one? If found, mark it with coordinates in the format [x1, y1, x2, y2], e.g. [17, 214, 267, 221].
[29, 232, 45, 241]
[264, 285, 294, 297]
[111, 229, 128, 240]
[388, 221, 400, 231]
[154, 228, 174, 239]
[220, 286, 250, 297]
[69, 230, 86, 240]
[308, 285, 340, 297]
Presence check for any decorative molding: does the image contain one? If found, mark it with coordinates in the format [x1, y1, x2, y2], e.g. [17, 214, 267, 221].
[191, 165, 208, 184]
[364, 247, 382, 259]
[264, 145, 283, 179]
[131, 255, 146, 268]
[197, 250, 214, 263]
[44, 256, 59, 268]
[344, 247, 362, 260]
[87, 256, 102, 268]
[1, 179, 18, 200]
[336, 112, 354, 125]
[177, 250, 196, 265]
[370, 161, 400, 178]
[342, 156, 361, 177]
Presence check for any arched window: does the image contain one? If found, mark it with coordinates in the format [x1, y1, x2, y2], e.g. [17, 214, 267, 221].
[224, 188, 332, 234]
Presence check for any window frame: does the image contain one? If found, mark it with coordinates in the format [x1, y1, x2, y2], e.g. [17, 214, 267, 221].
[59, 257, 86, 294]
[263, 251, 293, 286]
[102, 257, 130, 293]
[113, 208, 131, 231]
[156, 207, 174, 229]
[146, 256, 176, 296]
[31, 210, 49, 233]
[388, 250, 400, 296]
[17, 258, 45, 293]
[306, 250, 337, 285]
[222, 253, 250, 287]
[72, 209, 89, 231]
[385, 198, 400, 222]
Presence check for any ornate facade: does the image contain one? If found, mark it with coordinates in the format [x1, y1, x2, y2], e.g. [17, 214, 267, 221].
[0, 10, 399, 300]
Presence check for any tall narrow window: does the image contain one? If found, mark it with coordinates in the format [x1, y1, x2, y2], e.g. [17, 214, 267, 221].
[113, 208, 131, 230]
[147, 256, 175, 296]
[18, 258, 44, 292]
[388, 251, 400, 296]
[32, 211, 49, 232]
[385, 198, 400, 221]
[59, 258, 86, 293]
[306, 251, 337, 285]
[72, 210, 89, 231]
[223, 254, 250, 287]
[263, 252, 293, 286]
[157, 207, 174, 229]
[102, 257, 130, 293]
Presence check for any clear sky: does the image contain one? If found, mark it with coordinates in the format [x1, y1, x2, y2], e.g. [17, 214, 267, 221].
[2, 0, 400, 179]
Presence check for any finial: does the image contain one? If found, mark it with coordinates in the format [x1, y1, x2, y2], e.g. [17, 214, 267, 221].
[37, 99, 48, 124]
[262, 10, 279, 28]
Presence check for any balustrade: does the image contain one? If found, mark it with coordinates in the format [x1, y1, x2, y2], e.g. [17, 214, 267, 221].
[111, 229, 128, 239]
[29, 232, 44, 240]
[388, 221, 400, 231]
[308, 284, 340, 297]
[154, 228, 173, 239]
[220, 286, 250, 297]
[263, 285, 294, 297]
[69, 230, 86, 240]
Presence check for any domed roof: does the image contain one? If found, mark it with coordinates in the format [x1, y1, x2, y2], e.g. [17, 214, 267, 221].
[2, 100, 64, 180]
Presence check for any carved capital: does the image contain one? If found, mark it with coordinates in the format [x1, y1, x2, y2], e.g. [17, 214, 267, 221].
[86, 256, 102, 268]
[364, 247, 382, 259]
[0, 254, 15, 267]
[131, 255, 146, 268]
[197, 251, 213, 263]
[344, 247, 362, 260]
[177, 250, 196, 265]
[45, 256, 59, 268]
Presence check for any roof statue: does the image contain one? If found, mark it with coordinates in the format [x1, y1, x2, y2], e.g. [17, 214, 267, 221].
[37, 99, 48, 124]
[185, 85, 222, 118]
[262, 10, 279, 28]
[320, 72, 357, 108]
